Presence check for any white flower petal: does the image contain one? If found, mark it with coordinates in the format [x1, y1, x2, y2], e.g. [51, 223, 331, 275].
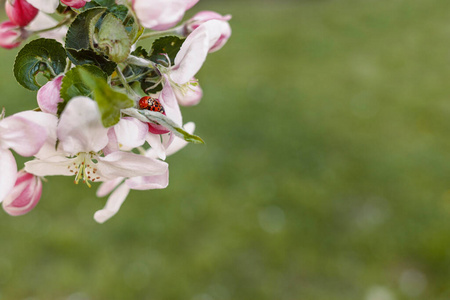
[25, 155, 75, 177]
[94, 183, 130, 224]
[172, 20, 227, 84]
[0, 149, 17, 203]
[102, 128, 120, 156]
[165, 122, 195, 156]
[146, 133, 166, 160]
[161, 77, 182, 126]
[114, 117, 147, 149]
[125, 171, 169, 190]
[134, 0, 188, 30]
[97, 151, 168, 180]
[175, 81, 203, 106]
[57, 97, 109, 154]
[96, 177, 124, 197]
[14, 111, 58, 159]
[27, 12, 67, 43]
[26, 0, 59, 13]
[0, 114, 47, 157]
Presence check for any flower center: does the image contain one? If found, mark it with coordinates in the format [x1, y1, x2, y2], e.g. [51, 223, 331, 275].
[67, 152, 101, 187]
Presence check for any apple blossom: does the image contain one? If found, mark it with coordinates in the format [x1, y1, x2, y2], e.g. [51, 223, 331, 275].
[0, 112, 48, 203]
[27, 12, 68, 43]
[1, 0, 231, 222]
[5, 0, 38, 27]
[0, 21, 25, 49]
[184, 11, 232, 53]
[37, 74, 64, 114]
[132, 0, 198, 31]
[2, 171, 42, 216]
[61, 0, 91, 9]
[25, 97, 168, 186]
[94, 122, 195, 223]
[26, 0, 59, 14]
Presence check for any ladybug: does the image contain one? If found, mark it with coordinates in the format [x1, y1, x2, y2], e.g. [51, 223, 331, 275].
[139, 96, 166, 114]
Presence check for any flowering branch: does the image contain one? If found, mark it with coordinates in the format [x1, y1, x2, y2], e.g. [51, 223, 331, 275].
[0, 0, 232, 223]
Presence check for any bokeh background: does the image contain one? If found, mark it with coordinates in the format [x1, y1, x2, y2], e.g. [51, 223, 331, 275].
[1, 0, 450, 299]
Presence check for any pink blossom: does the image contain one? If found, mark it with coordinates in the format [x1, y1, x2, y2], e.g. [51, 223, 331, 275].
[174, 79, 203, 106]
[0, 21, 25, 49]
[132, 0, 195, 31]
[25, 97, 168, 186]
[37, 75, 64, 114]
[185, 11, 232, 53]
[0, 112, 48, 203]
[94, 122, 196, 223]
[170, 20, 231, 85]
[2, 171, 42, 216]
[61, 0, 91, 9]
[5, 0, 39, 27]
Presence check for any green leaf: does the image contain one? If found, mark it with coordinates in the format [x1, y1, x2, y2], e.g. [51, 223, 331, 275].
[78, 68, 135, 127]
[14, 39, 67, 91]
[150, 36, 185, 66]
[132, 46, 150, 59]
[97, 13, 131, 63]
[58, 65, 108, 116]
[65, 7, 106, 51]
[138, 110, 204, 144]
[66, 48, 117, 75]
[93, 0, 115, 7]
[109, 5, 128, 21]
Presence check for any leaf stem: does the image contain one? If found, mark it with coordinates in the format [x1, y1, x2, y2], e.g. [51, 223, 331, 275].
[139, 25, 184, 40]
[32, 16, 73, 35]
[115, 67, 139, 99]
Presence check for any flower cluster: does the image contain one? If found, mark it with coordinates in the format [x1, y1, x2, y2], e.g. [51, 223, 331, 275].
[0, 0, 231, 223]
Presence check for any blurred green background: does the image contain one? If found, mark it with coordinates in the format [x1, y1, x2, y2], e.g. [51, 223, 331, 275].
[1, 0, 450, 299]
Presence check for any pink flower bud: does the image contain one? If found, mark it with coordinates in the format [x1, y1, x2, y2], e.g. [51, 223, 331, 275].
[5, 0, 39, 27]
[0, 21, 25, 49]
[2, 171, 42, 216]
[185, 11, 232, 53]
[37, 75, 64, 114]
[61, 0, 91, 9]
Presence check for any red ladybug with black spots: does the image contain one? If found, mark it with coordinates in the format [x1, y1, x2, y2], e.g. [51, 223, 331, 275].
[139, 96, 166, 114]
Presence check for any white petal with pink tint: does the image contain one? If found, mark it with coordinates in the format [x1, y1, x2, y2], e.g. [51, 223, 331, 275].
[94, 183, 130, 224]
[37, 75, 64, 114]
[146, 133, 166, 160]
[175, 82, 203, 106]
[96, 177, 124, 197]
[126, 171, 169, 190]
[27, 12, 68, 43]
[2, 171, 42, 216]
[0, 149, 17, 203]
[14, 111, 58, 159]
[57, 97, 109, 154]
[26, 0, 59, 13]
[160, 76, 182, 126]
[133, 0, 189, 30]
[0, 114, 47, 157]
[97, 151, 168, 180]
[114, 117, 147, 149]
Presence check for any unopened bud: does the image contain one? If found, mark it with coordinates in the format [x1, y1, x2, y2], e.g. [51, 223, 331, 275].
[0, 21, 26, 49]
[5, 0, 39, 27]
[2, 171, 42, 216]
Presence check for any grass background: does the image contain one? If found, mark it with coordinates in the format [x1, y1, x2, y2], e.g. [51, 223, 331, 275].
[1, 0, 450, 299]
